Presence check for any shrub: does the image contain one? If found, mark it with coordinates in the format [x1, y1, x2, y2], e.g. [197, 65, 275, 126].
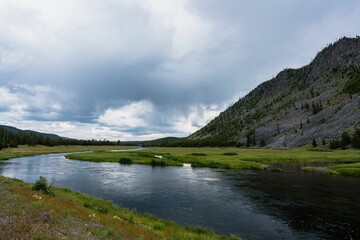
[119, 157, 132, 164]
[223, 152, 238, 156]
[340, 131, 351, 149]
[343, 73, 360, 94]
[312, 139, 317, 148]
[151, 159, 166, 166]
[32, 176, 54, 195]
[153, 222, 165, 230]
[260, 137, 266, 147]
[352, 129, 360, 149]
[329, 139, 340, 149]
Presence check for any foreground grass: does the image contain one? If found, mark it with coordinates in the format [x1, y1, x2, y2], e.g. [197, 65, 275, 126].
[0, 145, 133, 161]
[0, 176, 239, 240]
[66, 147, 360, 173]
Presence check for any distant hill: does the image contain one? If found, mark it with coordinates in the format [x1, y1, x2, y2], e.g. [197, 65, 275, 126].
[0, 125, 63, 140]
[123, 137, 184, 146]
[188, 37, 360, 148]
[0, 125, 115, 149]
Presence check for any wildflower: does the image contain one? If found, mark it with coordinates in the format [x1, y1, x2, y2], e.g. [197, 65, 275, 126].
[32, 194, 42, 200]
[113, 215, 123, 221]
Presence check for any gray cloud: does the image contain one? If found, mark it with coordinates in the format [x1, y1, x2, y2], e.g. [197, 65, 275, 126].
[1, 0, 360, 140]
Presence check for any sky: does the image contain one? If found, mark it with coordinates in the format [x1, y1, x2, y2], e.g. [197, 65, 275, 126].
[1, 0, 360, 141]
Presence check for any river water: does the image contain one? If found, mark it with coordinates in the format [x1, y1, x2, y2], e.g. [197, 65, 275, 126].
[0, 154, 359, 239]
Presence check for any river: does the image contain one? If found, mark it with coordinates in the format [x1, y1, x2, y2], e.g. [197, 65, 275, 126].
[0, 153, 359, 239]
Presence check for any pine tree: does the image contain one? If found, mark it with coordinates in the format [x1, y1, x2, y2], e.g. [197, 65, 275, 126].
[352, 129, 360, 149]
[312, 139, 317, 148]
[340, 131, 351, 149]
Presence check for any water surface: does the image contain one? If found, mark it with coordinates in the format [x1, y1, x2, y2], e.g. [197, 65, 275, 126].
[0, 154, 359, 239]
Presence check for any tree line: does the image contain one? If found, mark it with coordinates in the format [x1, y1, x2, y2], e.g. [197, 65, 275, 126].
[328, 129, 360, 149]
[0, 127, 117, 150]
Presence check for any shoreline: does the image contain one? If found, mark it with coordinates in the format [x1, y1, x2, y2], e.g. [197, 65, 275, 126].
[0, 175, 240, 240]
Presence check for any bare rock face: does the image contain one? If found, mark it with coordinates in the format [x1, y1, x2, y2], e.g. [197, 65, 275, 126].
[189, 37, 360, 148]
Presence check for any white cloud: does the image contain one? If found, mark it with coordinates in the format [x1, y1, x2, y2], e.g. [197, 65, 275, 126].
[0, 84, 64, 121]
[174, 104, 226, 134]
[98, 100, 154, 128]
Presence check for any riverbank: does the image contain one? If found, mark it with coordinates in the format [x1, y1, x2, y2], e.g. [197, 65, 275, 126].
[1, 145, 360, 176]
[0, 145, 133, 161]
[66, 147, 360, 177]
[0, 176, 239, 240]
[66, 151, 183, 167]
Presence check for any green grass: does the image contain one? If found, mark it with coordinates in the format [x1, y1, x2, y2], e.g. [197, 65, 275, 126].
[301, 162, 360, 177]
[66, 151, 183, 166]
[2, 145, 360, 175]
[0, 145, 134, 161]
[327, 162, 360, 177]
[0, 176, 239, 240]
[66, 147, 360, 172]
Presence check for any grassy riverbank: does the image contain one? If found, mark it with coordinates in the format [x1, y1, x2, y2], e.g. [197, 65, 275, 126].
[0, 145, 133, 161]
[66, 147, 360, 176]
[0, 176, 239, 240]
[66, 151, 183, 166]
[2, 145, 360, 176]
[303, 162, 360, 177]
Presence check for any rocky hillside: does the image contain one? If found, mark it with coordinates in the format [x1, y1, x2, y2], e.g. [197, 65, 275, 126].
[189, 37, 360, 148]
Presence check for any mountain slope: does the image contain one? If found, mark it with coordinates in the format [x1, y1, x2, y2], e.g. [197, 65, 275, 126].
[189, 37, 360, 148]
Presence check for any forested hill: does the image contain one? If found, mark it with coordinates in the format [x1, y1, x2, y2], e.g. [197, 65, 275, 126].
[0, 125, 115, 149]
[0, 125, 63, 140]
[187, 37, 360, 148]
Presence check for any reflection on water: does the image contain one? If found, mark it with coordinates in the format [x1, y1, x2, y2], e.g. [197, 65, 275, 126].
[0, 154, 359, 239]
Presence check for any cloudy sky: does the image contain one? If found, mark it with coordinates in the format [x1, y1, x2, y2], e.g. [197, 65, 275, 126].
[1, 0, 360, 141]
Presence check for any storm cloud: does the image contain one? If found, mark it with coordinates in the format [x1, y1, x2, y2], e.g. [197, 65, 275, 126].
[1, 0, 360, 140]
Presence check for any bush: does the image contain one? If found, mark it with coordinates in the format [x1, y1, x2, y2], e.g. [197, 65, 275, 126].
[260, 137, 266, 147]
[312, 139, 317, 148]
[329, 139, 341, 149]
[352, 129, 360, 149]
[222, 152, 238, 156]
[32, 176, 54, 195]
[119, 158, 132, 164]
[151, 159, 166, 166]
[340, 131, 351, 149]
[343, 73, 360, 94]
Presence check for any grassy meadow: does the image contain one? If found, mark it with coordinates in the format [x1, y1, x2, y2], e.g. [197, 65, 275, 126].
[1, 145, 359, 176]
[66, 150, 183, 167]
[0, 145, 133, 161]
[66, 147, 360, 176]
[0, 176, 239, 240]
